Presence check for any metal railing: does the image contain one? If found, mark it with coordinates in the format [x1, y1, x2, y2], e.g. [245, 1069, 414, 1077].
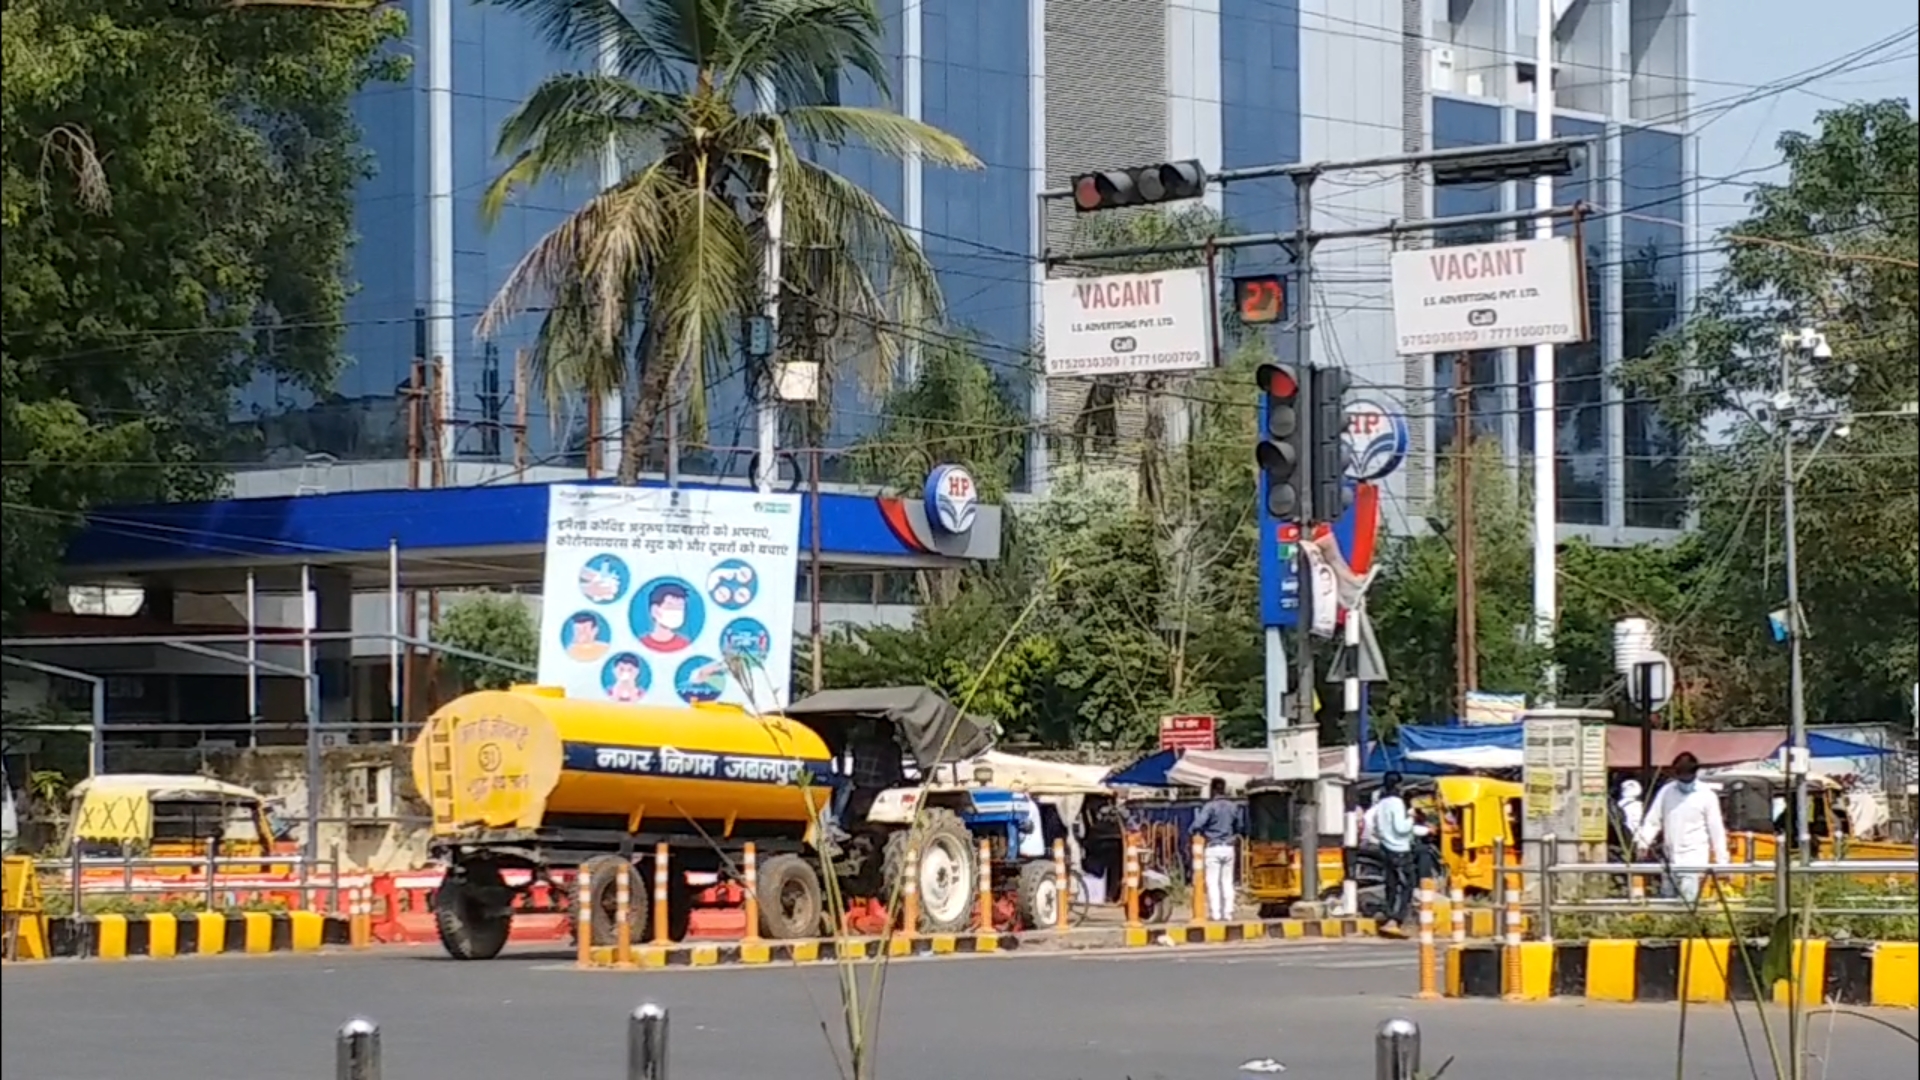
[51, 846, 345, 915]
[1489, 837, 1918, 942]
[331, 1006, 1425, 1079]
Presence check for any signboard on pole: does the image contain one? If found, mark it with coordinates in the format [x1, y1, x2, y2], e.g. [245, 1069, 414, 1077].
[1389, 237, 1585, 355]
[1159, 714, 1218, 752]
[537, 484, 802, 710]
[1042, 267, 1213, 378]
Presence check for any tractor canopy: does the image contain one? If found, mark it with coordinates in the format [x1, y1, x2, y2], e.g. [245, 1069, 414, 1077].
[784, 686, 995, 768]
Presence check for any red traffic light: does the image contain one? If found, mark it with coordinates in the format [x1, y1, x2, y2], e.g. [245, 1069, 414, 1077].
[1256, 363, 1297, 398]
[1235, 275, 1287, 325]
[1073, 175, 1105, 211]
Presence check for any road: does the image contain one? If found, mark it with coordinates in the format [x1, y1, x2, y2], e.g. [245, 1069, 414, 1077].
[4, 941, 1914, 1080]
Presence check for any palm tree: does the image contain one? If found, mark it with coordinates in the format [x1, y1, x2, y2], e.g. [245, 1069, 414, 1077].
[476, 0, 980, 482]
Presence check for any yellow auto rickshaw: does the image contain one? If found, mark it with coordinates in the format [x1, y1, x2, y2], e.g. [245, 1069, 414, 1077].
[63, 774, 283, 877]
[1717, 769, 1917, 875]
[1422, 775, 1523, 895]
[1244, 779, 1349, 914]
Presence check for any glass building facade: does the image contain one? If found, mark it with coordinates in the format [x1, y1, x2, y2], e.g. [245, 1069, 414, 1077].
[229, 0, 1692, 538]
[1416, 94, 1690, 535]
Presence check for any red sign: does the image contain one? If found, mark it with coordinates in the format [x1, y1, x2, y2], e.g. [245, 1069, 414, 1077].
[1158, 714, 1217, 752]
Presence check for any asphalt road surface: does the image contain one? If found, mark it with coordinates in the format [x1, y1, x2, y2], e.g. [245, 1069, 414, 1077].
[5, 941, 1915, 1080]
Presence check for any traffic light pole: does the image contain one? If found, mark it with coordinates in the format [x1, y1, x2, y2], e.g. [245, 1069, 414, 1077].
[1289, 174, 1322, 908]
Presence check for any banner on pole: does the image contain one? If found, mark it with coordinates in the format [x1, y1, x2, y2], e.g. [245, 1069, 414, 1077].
[536, 485, 802, 709]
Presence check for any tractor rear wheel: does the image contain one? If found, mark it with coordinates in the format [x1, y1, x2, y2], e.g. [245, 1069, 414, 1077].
[756, 853, 825, 940]
[435, 861, 513, 960]
[883, 808, 975, 934]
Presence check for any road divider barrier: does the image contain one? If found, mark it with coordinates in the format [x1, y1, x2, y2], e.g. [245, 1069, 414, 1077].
[1448, 939, 1919, 1008]
[49, 910, 351, 959]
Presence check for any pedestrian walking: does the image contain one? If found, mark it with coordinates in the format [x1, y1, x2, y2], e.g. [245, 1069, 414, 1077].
[1189, 778, 1243, 922]
[1372, 772, 1426, 936]
[1632, 752, 1729, 905]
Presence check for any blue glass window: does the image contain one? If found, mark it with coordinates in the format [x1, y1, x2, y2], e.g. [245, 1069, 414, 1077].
[1620, 127, 1686, 528]
[1430, 98, 1504, 453]
[1516, 111, 1607, 526]
[1219, 0, 1301, 304]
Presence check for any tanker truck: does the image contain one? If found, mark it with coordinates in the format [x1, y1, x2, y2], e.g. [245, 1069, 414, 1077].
[410, 684, 1007, 959]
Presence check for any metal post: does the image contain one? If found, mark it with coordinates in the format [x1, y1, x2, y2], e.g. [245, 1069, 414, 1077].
[1529, 0, 1560, 701]
[244, 568, 260, 748]
[1779, 344, 1811, 867]
[1537, 836, 1554, 942]
[90, 677, 106, 777]
[1292, 171, 1321, 906]
[752, 78, 782, 494]
[387, 539, 402, 744]
[335, 1017, 381, 1080]
[1374, 1018, 1421, 1080]
[628, 1003, 668, 1080]
[809, 442, 824, 694]
[301, 563, 321, 867]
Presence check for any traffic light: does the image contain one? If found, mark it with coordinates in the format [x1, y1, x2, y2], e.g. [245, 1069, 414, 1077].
[1310, 366, 1352, 518]
[1233, 275, 1287, 325]
[1256, 363, 1302, 520]
[1071, 160, 1208, 213]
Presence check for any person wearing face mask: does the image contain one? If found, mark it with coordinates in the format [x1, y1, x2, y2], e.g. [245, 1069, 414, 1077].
[1632, 752, 1729, 905]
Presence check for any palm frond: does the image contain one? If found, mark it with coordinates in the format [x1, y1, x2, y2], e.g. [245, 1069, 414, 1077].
[526, 291, 627, 425]
[647, 177, 758, 441]
[780, 105, 980, 169]
[482, 74, 683, 223]
[476, 0, 692, 90]
[725, 0, 891, 105]
[478, 162, 681, 344]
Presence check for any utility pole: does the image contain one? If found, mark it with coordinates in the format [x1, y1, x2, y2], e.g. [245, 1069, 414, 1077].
[1530, 0, 1560, 702]
[1453, 372, 1478, 719]
[1776, 327, 1827, 866]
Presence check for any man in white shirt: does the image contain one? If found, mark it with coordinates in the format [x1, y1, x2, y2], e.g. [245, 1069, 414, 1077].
[1632, 752, 1729, 905]
[1616, 779, 1645, 838]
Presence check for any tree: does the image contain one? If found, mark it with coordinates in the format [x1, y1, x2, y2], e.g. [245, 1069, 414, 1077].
[1628, 99, 1919, 724]
[436, 593, 539, 691]
[845, 338, 1026, 502]
[475, 0, 980, 484]
[0, 0, 405, 625]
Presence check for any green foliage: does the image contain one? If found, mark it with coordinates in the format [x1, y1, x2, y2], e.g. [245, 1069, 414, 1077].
[474, 0, 978, 483]
[0, 0, 405, 626]
[1626, 99, 1919, 724]
[436, 594, 539, 691]
[845, 338, 1026, 501]
[821, 343, 1267, 748]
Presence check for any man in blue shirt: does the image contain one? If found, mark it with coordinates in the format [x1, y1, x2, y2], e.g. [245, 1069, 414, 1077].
[1189, 778, 1243, 922]
[1372, 772, 1425, 936]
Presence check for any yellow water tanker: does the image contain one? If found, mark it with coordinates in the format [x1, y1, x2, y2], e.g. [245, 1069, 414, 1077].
[412, 686, 833, 835]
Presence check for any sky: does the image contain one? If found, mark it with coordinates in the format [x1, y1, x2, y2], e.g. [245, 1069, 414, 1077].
[1694, 1, 1918, 233]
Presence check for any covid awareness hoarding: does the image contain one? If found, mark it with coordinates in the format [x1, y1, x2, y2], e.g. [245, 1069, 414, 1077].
[537, 485, 802, 710]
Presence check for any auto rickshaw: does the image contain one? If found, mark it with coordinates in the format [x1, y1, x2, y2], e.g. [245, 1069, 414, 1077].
[1716, 769, 1917, 877]
[63, 774, 285, 877]
[1425, 775, 1523, 895]
[1243, 779, 1350, 915]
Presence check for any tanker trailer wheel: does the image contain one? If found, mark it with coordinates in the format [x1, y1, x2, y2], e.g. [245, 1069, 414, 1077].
[756, 853, 825, 940]
[435, 861, 513, 960]
[581, 856, 647, 946]
[884, 809, 976, 934]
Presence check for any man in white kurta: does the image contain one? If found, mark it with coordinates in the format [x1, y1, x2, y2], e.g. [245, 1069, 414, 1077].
[1632, 752, 1730, 905]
